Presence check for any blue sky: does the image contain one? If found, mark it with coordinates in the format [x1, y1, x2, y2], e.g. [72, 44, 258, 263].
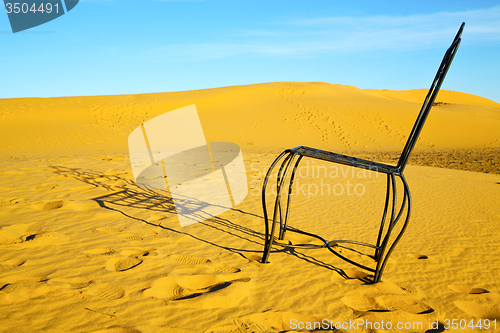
[1, 0, 500, 102]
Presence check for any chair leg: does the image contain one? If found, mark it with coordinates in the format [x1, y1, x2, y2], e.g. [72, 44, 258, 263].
[373, 173, 412, 283]
[262, 150, 297, 263]
[374, 174, 392, 261]
[278, 155, 303, 240]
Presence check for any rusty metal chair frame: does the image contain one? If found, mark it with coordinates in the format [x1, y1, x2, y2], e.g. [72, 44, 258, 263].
[261, 23, 464, 283]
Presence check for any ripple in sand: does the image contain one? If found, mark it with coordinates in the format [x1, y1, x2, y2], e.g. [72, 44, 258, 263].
[96, 227, 126, 233]
[343, 269, 370, 279]
[91, 327, 143, 333]
[448, 284, 488, 294]
[341, 295, 387, 312]
[230, 311, 323, 332]
[376, 295, 433, 314]
[65, 200, 102, 211]
[133, 229, 158, 236]
[146, 214, 170, 226]
[105, 257, 142, 272]
[34, 183, 58, 191]
[454, 300, 500, 319]
[375, 281, 410, 294]
[209, 263, 241, 274]
[168, 254, 240, 273]
[83, 248, 117, 256]
[117, 234, 144, 241]
[86, 283, 125, 299]
[480, 292, 500, 304]
[120, 249, 149, 257]
[2, 275, 49, 284]
[169, 254, 210, 265]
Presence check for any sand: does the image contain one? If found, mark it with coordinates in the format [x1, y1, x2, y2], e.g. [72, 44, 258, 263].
[0, 82, 499, 332]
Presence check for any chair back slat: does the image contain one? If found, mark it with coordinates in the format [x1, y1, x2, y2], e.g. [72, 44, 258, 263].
[397, 22, 464, 172]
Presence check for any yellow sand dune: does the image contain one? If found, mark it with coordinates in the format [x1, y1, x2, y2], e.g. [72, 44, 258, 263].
[1, 82, 499, 158]
[0, 82, 499, 332]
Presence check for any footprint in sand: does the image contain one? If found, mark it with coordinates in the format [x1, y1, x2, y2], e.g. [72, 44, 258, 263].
[168, 254, 240, 273]
[42, 200, 64, 210]
[341, 294, 432, 314]
[169, 254, 210, 265]
[449, 284, 500, 319]
[454, 300, 500, 319]
[143, 274, 250, 301]
[0, 259, 25, 270]
[21, 232, 70, 247]
[0, 197, 27, 207]
[64, 200, 102, 211]
[120, 249, 150, 257]
[229, 311, 322, 332]
[86, 283, 125, 299]
[0, 273, 53, 301]
[407, 253, 429, 260]
[105, 257, 142, 272]
[448, 284, 488, 294]
[0, 282, 53, 300]
[134, 229, 158, 236]
[0, 223, 43, 245]
[117, 234, 144, 242]
[47, 277, 93, 289]
[133, 229, 163, 239]
[95, 227, 127, 233]
[143, 276, 185, 300]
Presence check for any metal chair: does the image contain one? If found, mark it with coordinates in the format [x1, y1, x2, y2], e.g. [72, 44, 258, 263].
[261, 23, 464, 283]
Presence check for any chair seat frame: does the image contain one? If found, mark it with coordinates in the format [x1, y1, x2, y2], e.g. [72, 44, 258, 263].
[261, 23, 464, 283]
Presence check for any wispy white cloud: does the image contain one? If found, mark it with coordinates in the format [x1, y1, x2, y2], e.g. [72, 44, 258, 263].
[125, 6, 500, 63]
[275, 6, 500, 49]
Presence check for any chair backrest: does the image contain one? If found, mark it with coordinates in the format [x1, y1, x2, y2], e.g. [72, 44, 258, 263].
[397, 22, 464, 172]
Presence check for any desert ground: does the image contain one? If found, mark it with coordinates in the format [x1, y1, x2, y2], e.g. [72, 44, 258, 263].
[0, 82, 499, 332]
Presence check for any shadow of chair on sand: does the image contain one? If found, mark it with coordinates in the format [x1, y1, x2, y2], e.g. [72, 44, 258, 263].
[49, 165, 352, 280]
